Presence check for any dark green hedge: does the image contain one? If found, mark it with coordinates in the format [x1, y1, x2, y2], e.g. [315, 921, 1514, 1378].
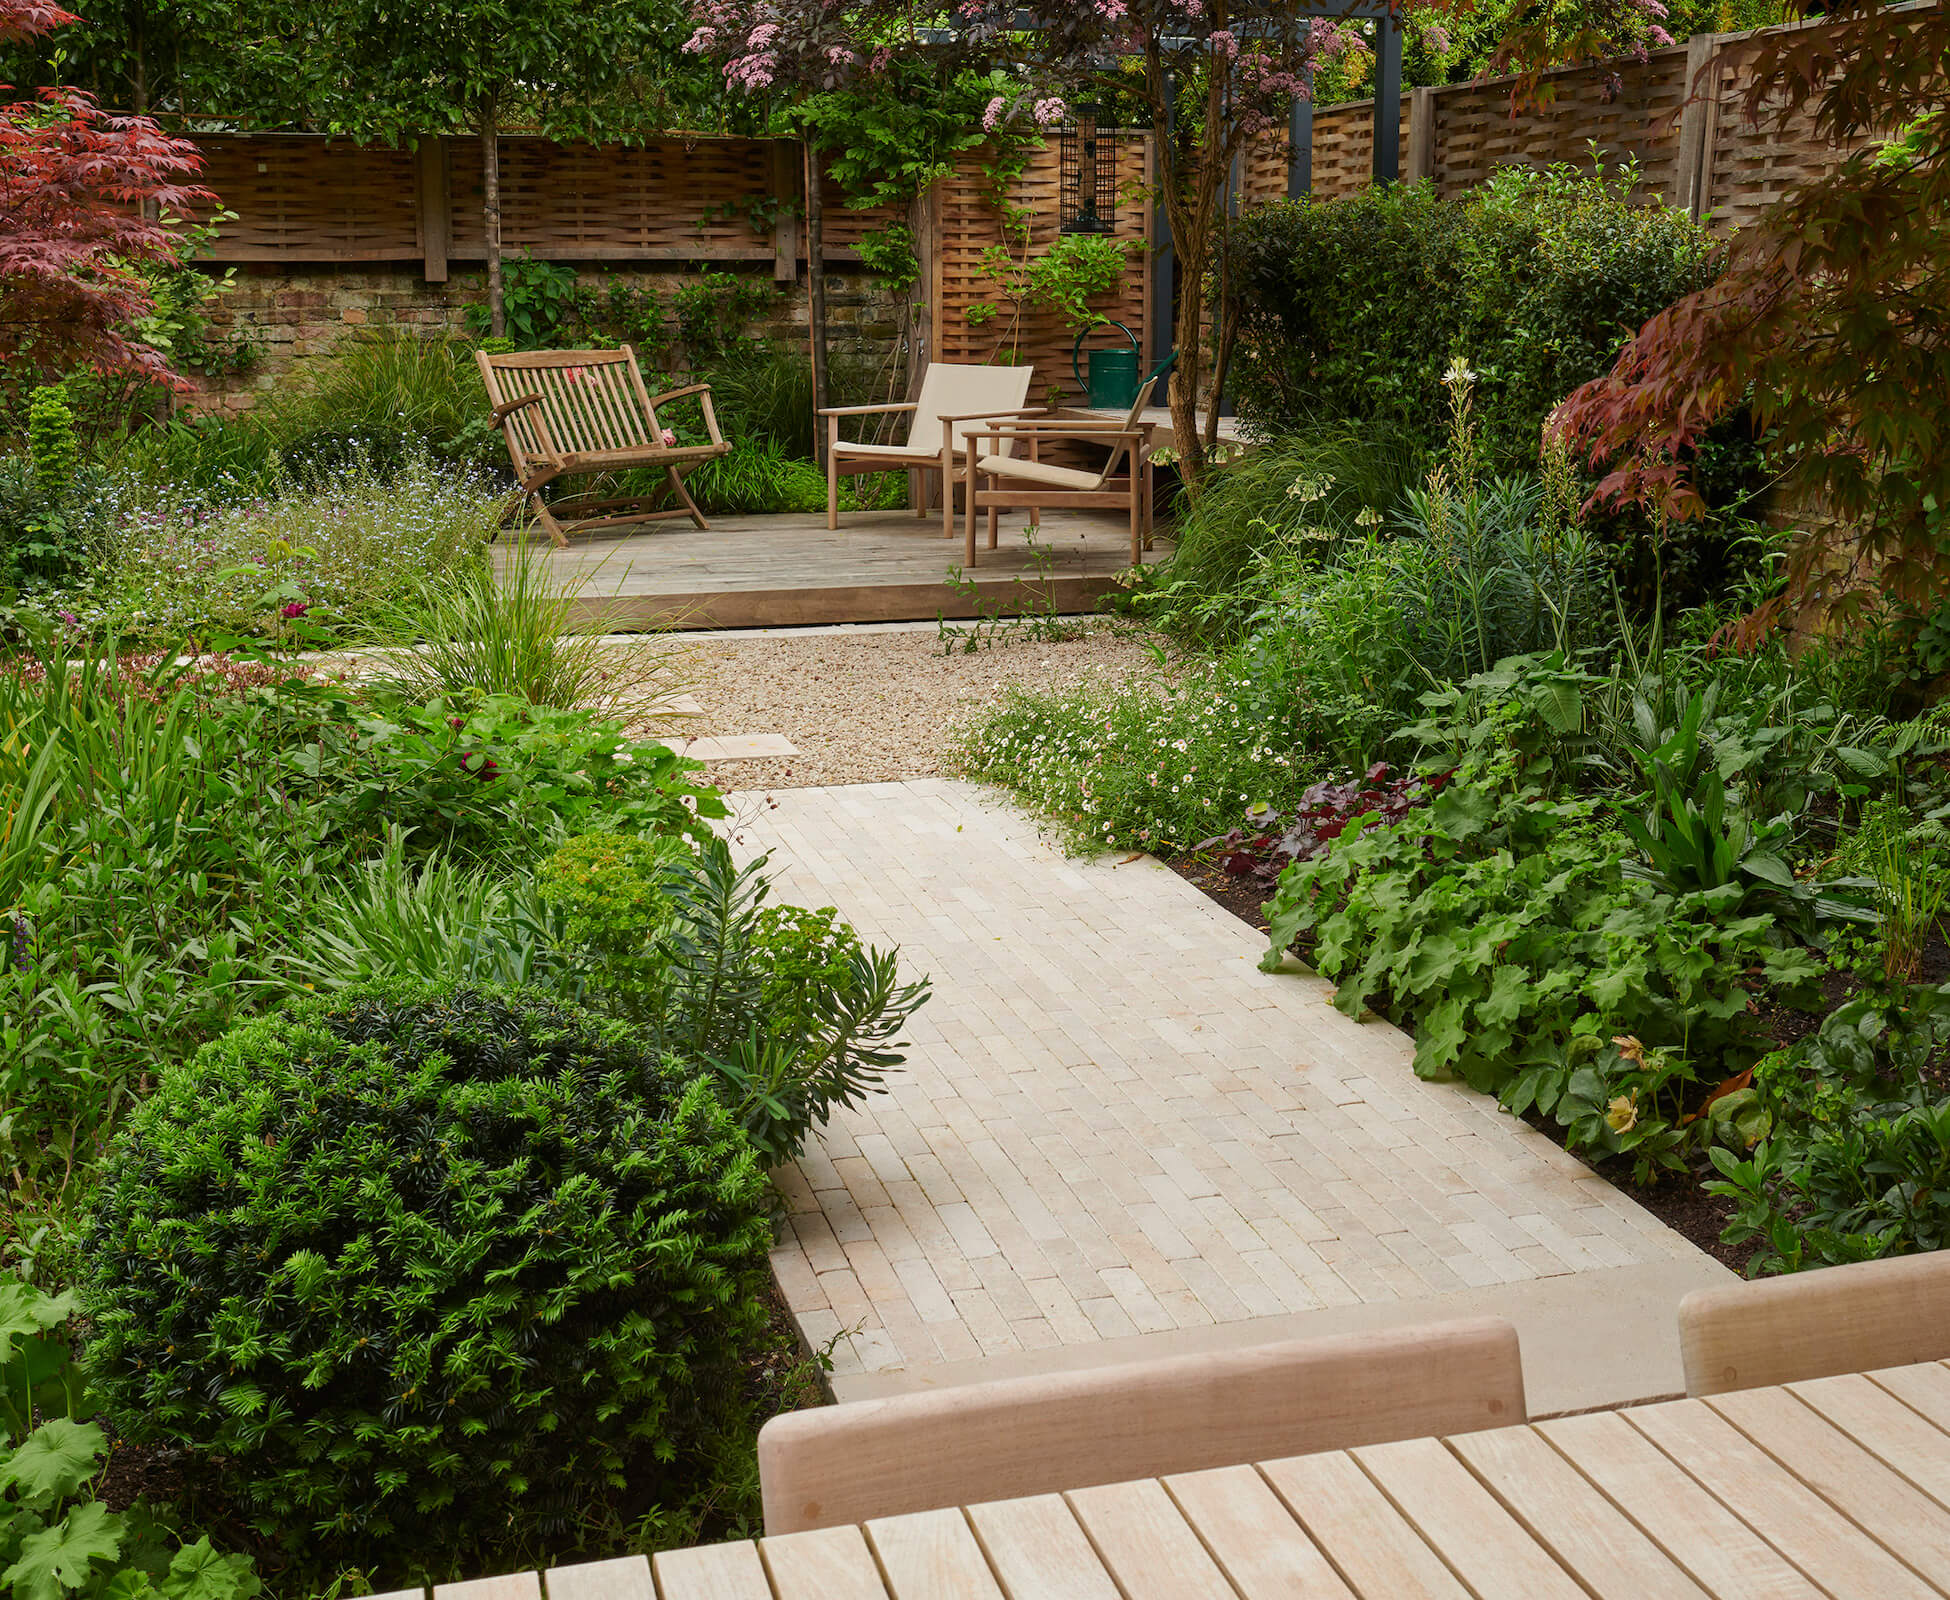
[1227, 166, 1724, 467]
[80, 982, 774, 1577]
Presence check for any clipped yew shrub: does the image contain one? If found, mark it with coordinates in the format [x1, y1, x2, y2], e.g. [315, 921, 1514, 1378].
[79, 982, 774, 1575]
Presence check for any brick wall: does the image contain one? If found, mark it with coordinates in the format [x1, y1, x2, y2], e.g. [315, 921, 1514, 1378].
[190, 262, 907, 414]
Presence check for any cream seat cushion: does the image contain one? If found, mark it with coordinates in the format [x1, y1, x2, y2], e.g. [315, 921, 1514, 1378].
[833, 438, 967, 460]
[972, 453, 1107, 491]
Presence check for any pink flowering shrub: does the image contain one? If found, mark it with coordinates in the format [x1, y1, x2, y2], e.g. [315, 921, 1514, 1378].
[684, 0, 1327, 478]
[683, 0, 872, 92]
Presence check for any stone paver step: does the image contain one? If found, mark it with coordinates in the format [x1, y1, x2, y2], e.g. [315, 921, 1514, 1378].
[678, 733, 799, 761]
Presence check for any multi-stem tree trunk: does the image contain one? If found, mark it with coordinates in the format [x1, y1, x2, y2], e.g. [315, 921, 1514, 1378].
[805, 139, 832, 460]
[481, 92, 504, 339]
[1147, 26, 1233, 495]
[1203, 136, 1240, 457]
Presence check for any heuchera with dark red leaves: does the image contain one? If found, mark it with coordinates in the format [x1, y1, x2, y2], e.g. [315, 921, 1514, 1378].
[1196, 763, 1451, 886]
[0, 0, 213, 385]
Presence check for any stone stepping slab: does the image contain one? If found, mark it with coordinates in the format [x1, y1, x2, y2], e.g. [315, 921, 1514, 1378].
[674, 733, 799, 761]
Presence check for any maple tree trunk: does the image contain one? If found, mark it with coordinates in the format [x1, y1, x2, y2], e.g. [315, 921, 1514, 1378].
[1157, 35, 1232, 493]
[481, 95, 504, 340]
[1163, 158, 1216, 487]
[1168, 249, 1205, 485]
[1203, 176, 1239, 456]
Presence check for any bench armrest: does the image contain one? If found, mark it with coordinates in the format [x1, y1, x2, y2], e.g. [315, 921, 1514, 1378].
[492, 393, 544, 423]
[645, 381, 724, 448]
[818, 402, 918, 416]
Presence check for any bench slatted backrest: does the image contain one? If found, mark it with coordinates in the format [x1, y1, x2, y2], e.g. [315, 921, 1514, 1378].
[477, 347, 656, 472]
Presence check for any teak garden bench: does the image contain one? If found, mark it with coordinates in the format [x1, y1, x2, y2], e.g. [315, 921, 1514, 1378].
[476, 345, 730, 548]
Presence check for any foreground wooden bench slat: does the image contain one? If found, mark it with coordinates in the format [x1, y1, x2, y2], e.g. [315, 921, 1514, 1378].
[648, 1543, 770, 1600]
[860, 1508, 1003, 1600]
[388, 1355, 1950, 1600]
[756, 1526, 887, 1600]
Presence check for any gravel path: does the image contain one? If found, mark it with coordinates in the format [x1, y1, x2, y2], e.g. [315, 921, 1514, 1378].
[640, 623, 1160, 790]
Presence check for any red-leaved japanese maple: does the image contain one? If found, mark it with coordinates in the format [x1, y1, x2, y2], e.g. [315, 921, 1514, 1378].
[0, 0, 212, 385]
[1547, 0, 1950, 635]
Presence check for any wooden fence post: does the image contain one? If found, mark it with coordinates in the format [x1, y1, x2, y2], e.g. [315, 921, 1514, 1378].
[1674, 31, 1722, 219]
[1406, 86, 1437, 186]
[770, 142, 801, 283]
[416, 137, 449, 284]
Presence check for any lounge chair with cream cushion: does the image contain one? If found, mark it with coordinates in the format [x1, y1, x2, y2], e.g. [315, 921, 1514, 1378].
[821, 361, 1037, 535]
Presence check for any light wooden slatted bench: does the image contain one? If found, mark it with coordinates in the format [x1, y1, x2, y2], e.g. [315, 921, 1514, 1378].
[476, 345, 731, 548]
[392, 1354, 1950, 1600]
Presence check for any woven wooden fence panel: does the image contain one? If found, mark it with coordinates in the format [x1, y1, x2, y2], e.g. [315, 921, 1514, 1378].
[189, 135, 420, 260]
[1308, 98, 1411, 197]
[1699, 40, 1878, 232]
[445, 138, 775, 260]
[1290, 10, 1876, 222]
[1426, 51, 1689, 199]
[1241, 131, 1294, 205]
[817, 171, 906, 253]
[933, 133, 1150, 406]
[188, 133, 892, 265]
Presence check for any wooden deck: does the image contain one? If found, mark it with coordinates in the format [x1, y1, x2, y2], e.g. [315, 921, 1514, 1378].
[413, 1357, 1950, 1600]
[500, 509, 1167, 631]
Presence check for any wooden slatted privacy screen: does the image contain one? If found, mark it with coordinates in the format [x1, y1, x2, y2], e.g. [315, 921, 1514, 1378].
[185, 133, 900, 280]
[930, 133, 1152, 407]
[1237, 6, 1896, 230]
[449, 139, 777, 260]
[190, 136, 422, 260]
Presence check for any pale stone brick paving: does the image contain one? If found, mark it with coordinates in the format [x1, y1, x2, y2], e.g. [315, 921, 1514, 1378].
[728, 779, 1704, 1386]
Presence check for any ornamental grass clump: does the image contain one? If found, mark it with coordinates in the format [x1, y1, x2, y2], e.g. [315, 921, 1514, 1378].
[355, 534, 690, 715]
[79, 982, 774, 1579]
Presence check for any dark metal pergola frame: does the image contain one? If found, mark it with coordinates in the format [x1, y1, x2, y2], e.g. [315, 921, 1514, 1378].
[1152, 0, 1402, 370]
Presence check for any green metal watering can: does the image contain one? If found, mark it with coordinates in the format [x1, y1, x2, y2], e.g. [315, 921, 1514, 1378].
[1072, 321, 1142, 410]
